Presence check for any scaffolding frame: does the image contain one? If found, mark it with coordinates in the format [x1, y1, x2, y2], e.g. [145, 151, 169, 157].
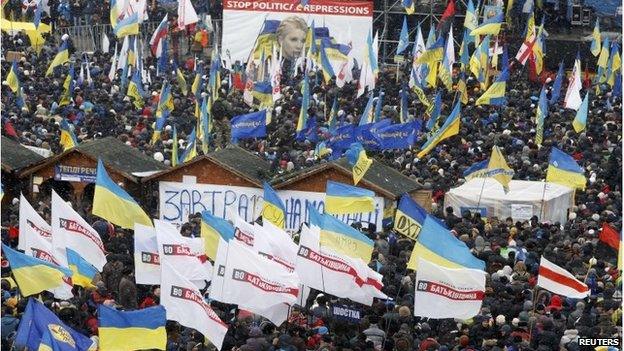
[372, 0, 469, 64]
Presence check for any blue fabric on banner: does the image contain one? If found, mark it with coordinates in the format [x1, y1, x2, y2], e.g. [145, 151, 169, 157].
[376, 121, 419, 150]
[230, 110, 267, 142]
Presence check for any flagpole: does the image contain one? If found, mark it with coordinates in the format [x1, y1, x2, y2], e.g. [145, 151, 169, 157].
[476, 177, 487, 210]
[538, 180, 547, 221]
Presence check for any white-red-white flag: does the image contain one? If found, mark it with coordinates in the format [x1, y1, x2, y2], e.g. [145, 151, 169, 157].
[154, 220, 211, 282]
[222, 240, 300, 316]
[134, 223, 160, 285]
[564, 57, 583, 111]
[537, 257, 590, 299]
[413, 258, 486, 320]
[19, 193, 73, 299]
[295, 225, 371, 304]
[51, 190, 107, 271]
[161, 259, 228, 350]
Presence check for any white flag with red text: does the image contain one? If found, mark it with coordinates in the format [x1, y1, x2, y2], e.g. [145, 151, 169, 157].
[223, 240, 300, 313]
[154, 220, 211, 282]
[19, 193, 73, 299]
[295, 224, 371, 304]
[413, 258, 486, 320]
[161, 259, 228, 350]
[51, 190, 107, 271]
[177, 0, 198, 29]
[537, 257, 590, 299]
[134, 223, 160, 285]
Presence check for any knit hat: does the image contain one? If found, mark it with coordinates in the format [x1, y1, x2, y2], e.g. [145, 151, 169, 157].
[398, 306, 411, 317]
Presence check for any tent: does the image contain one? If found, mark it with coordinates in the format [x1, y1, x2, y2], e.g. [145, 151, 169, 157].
[444, 179, 574, 224]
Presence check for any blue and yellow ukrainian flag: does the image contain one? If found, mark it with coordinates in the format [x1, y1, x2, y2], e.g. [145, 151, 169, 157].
[66, 248, 97, 288]
[535, 85, 548, 146]
[319, 39, 335, 83]
[98, 304, 167, 351]
[45, 41, 69, 76]
[327, 96, 339, 131]
[345, 142, 373, 185]
[7, 61, 20, 93]
[127, 69, 145, 109]
[359, 91, 375, 126]
[156, 82, 174, 117]
[470, 12, 504, 36]
[487, 146, 514, 193]
[58, 64, 75, 107]
[200, 96, 212, 154]
[366, 30, 379, 75]
[590, 20, 601, 57]
[209, 47, 221, 101]
[2, 244, 72, 297]
[546, 147, 586, 190]
[402, 0, 415, 15]
[315, 141, 332, 158]
[417, 100, 460, 158]
[296, 76, 310, 141]
[309, 206, 374, 261]
[463, 0, 478, 42]
[426, 91, 442, 131]
[0, 182, 3, 202]
[606, 43, 621, 87]
[416, 36, 445, 65]
[438, 43, 453, 90]
[262, 182, 286, 229]
[179, 128, 197, 164]
[113, 13, 139, 38]
[151, 113, 167, 145]
[395, 16, 410, 61]
[572, 92, 589, 133]
[550, 61, 564, 105]
[325, 180, 375, 215]
[192, 65, 204, 100]
[596, 37, 610, 83]
[457, 72, 469, 104]
[93, 159, 152, 229]
[459, 30, 470, 70]
[201, 211, 235, 261]
[253, 20, 279, 59]
[476, 66, 509, 105]
[252, 81, 273, 108]
[373, 91, 384, 122]
[59, 118, 78, 151]
[407, 215, 485, 270]
[15, 299, 95, 350]
[171, 126, 179, 167]
[393, 194, 427, 241]
[463, 159, 490, 180]
[174, 62, 188, 96]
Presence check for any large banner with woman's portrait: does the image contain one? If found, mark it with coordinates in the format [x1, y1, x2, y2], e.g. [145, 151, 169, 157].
[222, 0, 373, 65]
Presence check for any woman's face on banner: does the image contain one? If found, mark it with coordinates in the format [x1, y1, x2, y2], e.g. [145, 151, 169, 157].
[281, 27, 306, 58]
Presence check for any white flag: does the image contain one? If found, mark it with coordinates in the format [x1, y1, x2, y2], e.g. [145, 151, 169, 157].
[161, 259, 228, 350]
[564, 57, 583, 110]
[51, 190, 106, 271]
[154, 220, 211, 282]
[445, 25, 455, 68]
[270, 45, 282, 103]
[413, 258, 486, 320]
[254, 221, 297, 272]
[134, 223, 160, 285]
[295, 225, 370, 304]
[102, 32, 110, 53]
[177, 0, 198, 30]
[18, 194, 73, 299]
[363, 268, 388, 301]
[223, 241, 300, 315]
[208, 237, 230, 303]
[108, 43, 118, 82]
[537, 257, 590, 299]
[409, 25, 427, 89]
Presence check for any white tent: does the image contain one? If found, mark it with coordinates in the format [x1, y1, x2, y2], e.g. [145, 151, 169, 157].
[444, 179, 574, 224]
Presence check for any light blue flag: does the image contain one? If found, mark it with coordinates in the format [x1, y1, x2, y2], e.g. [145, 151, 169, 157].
[397, 16, 410, 55]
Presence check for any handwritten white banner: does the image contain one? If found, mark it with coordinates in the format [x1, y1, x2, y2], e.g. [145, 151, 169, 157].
[158, 181, 384, 231]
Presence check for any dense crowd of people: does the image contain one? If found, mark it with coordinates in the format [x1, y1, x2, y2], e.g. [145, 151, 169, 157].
[1, 2, 623, 350]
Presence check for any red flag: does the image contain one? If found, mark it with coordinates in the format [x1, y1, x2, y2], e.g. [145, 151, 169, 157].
[600, 223, 621, 250]
[528, 53, 538, 82]
[3, 119, 17, 138]
[437, 0, 456, 30]
[583, 65, 592, 89]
